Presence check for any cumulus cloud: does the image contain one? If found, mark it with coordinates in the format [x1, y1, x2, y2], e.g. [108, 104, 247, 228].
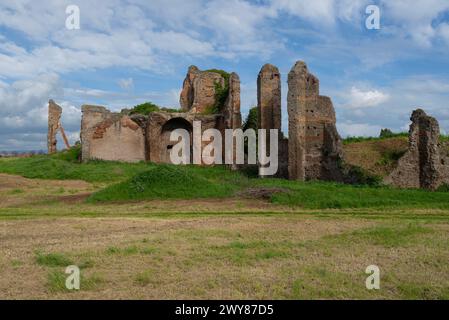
[343, 86, 390, 109]
[335, 76, 449, 136]
[0, 74, 62, 115]
[379, 0, 449, 47]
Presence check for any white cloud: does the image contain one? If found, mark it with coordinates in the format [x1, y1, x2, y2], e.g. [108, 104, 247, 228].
[338, 121, 382, 137]
[0, 74, 62, 115]
[335, 76, 449, 136]
[343, 86, 390, 109]
[273, 0, 336, 25]
[380, 0, 449, 47]
[118, 78, 134, 90]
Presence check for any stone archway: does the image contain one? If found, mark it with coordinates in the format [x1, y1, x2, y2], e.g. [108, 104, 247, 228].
[160, 117, 193, 164]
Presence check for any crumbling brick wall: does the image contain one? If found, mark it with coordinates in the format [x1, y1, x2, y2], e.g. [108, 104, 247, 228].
[287, 61, 343, 181]
[180, 66, 226, 114]
[81, 105, 146, 162]
[385, 109, 449, 190]
[146, 112, 224, 164]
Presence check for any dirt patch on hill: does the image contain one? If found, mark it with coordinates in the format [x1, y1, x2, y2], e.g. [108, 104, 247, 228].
[0, 174, 94, 208]
[238, 187, 290, 200]
[343, 137, 408, 177]
[0, 174, 91, 190]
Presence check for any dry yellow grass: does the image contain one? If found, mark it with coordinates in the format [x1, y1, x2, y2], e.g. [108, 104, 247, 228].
[1, 214, 448, 299]
[1, 173, 448, 300]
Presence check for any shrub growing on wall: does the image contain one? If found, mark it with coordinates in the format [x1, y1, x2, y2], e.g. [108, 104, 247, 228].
[129, 102, 160, 115]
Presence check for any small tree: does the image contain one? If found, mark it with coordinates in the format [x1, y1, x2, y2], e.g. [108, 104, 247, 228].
[379, 128, 394, 139]
[243, 107, 258, 131]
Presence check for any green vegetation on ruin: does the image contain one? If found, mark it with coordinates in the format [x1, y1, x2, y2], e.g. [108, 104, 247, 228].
[205, 69, 231, 114]
[129, 102, 180, 116]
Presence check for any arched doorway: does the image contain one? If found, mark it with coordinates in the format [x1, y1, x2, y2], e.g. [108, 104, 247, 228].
[160, 117, 193, 164]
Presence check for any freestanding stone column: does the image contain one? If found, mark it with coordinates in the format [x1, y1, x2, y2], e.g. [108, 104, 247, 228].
[223, 72, 242, 170]
[258, 64, 281, 132]
[47, 99, 62, 154]
[287, 61, 343, 181]
[257, 64, 288, 177]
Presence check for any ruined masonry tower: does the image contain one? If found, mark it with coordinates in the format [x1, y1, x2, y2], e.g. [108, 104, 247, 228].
[258, 64, 282, 132]
[257, 64, 289, 178]
[287, 61, 344, 181]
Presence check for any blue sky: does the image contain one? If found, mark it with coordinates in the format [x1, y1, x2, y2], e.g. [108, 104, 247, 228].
[1, 0, 449, 151]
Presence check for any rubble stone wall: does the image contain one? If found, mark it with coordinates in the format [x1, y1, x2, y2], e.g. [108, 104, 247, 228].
[385, 109, 449, 190]
[146, 112, 224, 164]
[81, 105, 146, 162]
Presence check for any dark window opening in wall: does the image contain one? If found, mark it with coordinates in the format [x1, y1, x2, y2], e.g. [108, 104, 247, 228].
[167, 145, 173, 150]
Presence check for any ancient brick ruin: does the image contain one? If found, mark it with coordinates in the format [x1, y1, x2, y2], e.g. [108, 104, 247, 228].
[48, 61, 449, 190]
[47, 100, 62, 154]
[53, 61, 347, 181]
[287, 61, 344, 181]
[47, 99, 70, 154]
[80, 66, 241, 164]
[257, 64, 288, 178]
[258, 64, 282, 133]
[80, 106, 146, 162]
[385, 109, 449, 190]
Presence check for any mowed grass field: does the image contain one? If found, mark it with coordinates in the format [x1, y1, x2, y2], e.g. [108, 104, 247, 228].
[1, 147, 449, 299]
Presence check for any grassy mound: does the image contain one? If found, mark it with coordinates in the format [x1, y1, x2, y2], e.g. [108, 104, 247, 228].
[0, 153, 150, 183]
[88, 164, 247, 202]
[2, 145, 449, 209]
[257, 179, 449, 209]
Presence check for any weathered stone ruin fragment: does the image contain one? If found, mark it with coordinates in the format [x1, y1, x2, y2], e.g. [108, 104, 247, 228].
[180, 66, 228, 114]
[385, 109, 449, 190]
[287, 61, 343, 181]
[81, 106, 146, 162]
[258, 64, 282, 132]
[257, 64, 288, 178]
[47, 100, 62, 154]
[223, 72, 242, 132]
[47, 100, 70, 154]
